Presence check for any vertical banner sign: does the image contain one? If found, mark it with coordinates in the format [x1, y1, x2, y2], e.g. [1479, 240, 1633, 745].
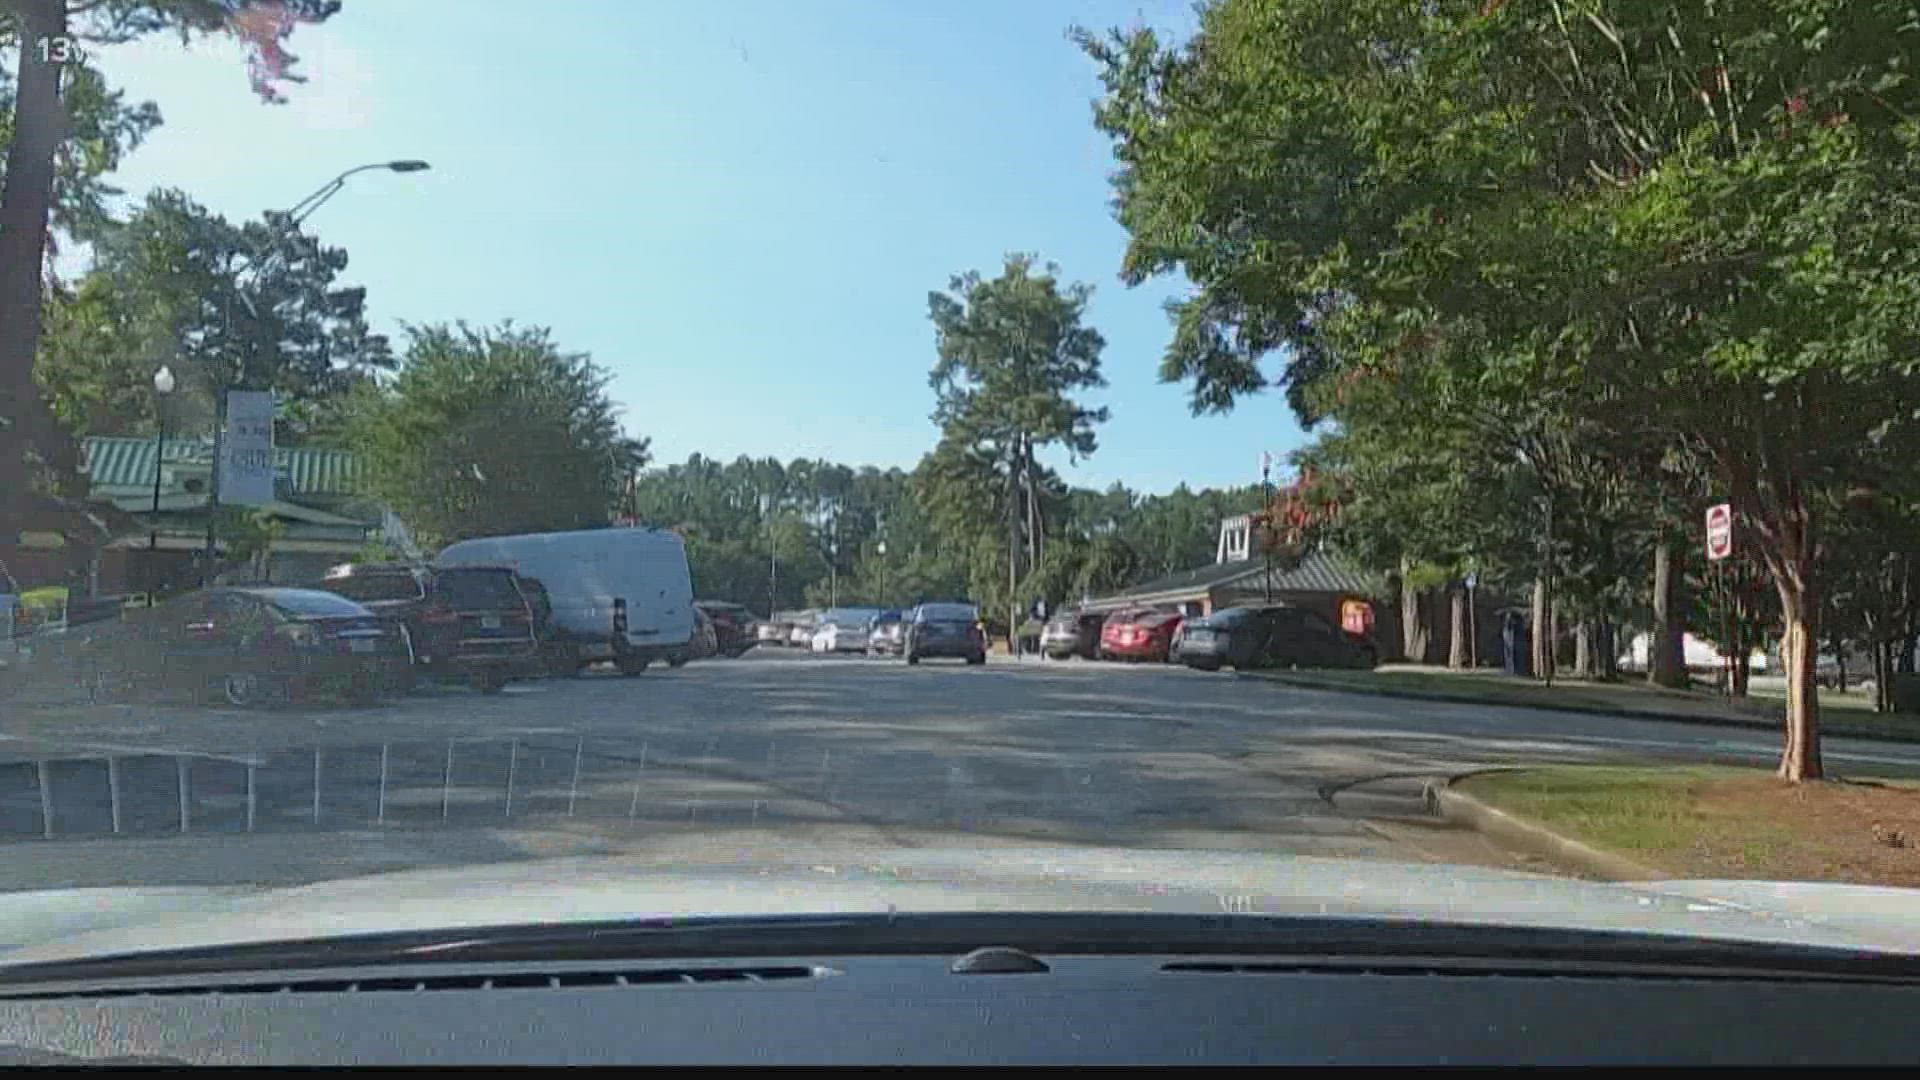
[1705, 503, 1734, 562]
[219, 391, 277, 507]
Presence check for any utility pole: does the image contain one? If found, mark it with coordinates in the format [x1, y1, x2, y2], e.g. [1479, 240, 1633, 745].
[1261, 452, 1275, 602]
[764, 492, 778, 618]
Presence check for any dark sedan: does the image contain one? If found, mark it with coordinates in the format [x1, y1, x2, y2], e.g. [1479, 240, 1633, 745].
[694, 601, 758, 658]
[1174, 604, 1377, 672]
[320, 563, 539, 692]
[75, 587, 414, 708]
[904, 602, 987, 665]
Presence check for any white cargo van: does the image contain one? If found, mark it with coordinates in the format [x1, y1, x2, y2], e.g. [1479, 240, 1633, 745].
[436, 527, 695, 675]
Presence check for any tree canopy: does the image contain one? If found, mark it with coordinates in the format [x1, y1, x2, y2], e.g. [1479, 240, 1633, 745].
[2, 0, 339, 528]
[1080, 0, 1920, 779]
[35, 188, 389, 441]
[922, 253, 1109, 632]
[344, 322, 649, 549]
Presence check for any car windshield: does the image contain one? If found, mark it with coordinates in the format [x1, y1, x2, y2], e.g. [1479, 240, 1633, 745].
[323, 572, 424, 603]
[435, 569, 524, 610]
[259, 590, 371, 618]
[2, 0, 1915, 983]
[916, 604, 978, 623]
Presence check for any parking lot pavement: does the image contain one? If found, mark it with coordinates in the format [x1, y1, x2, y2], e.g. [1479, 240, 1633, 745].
[13, 646, 1910, 890]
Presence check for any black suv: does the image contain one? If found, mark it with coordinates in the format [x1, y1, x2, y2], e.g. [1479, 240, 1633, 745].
[318, 563, 539, 692]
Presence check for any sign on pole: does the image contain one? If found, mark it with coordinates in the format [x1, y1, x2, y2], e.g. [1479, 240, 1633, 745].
[219, 390, 276, 507]
[1705, 502, 1734, 561]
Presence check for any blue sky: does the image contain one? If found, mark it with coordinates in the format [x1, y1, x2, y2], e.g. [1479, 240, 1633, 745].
[87, 0, 1309, 495]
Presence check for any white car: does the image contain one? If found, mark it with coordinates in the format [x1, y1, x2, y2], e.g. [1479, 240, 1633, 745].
[811, 608, 881, 654]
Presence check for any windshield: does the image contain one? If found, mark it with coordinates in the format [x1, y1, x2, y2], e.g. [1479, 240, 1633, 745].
[2, 0, 1916, 977]
[323, 572, 424, 603]
[259, 590, 373, 618]
[434, 569, 524, 610]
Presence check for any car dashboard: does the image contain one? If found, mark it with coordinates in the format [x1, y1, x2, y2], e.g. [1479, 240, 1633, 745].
[0, 940, 1916, 1064]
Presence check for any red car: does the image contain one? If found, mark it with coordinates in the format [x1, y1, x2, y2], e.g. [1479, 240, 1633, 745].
[1099, 608, 1184, 662]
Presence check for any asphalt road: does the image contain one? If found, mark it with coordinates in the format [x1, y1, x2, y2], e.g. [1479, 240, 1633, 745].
[3, 648, 1918, 892]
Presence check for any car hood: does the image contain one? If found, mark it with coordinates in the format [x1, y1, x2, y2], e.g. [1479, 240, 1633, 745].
[0, 847, 1916, 967]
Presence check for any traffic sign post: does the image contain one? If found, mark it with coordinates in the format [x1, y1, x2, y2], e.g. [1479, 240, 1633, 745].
[1705, 503, 1735, 695]
[1705, 503, 1733, 561]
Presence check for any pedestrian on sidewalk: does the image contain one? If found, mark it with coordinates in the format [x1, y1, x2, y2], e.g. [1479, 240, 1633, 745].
[1501, 610, 1525, 676]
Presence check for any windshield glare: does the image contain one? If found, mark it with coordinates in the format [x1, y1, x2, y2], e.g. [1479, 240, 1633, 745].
[323, 573, 423, 603]
[260, 590, 373, 618]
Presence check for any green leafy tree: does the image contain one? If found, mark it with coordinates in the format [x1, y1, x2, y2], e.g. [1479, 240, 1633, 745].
[345, 322, 648, 548]
[36, 188, 389, 441]
[1080, 0, 1920, 780]
[925, 252, 1108, 635]
[1, 0, 338, 533]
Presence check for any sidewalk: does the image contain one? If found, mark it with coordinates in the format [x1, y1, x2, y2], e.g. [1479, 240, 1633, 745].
[1240, 664, 1920, 745]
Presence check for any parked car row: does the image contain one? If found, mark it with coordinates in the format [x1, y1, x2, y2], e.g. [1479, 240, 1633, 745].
[1040, 603, 1377, 672]
[758, 604, 989, 665]
[31, 527, 784, 710]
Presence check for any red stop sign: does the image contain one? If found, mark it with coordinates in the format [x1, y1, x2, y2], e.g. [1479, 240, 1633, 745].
[1705, 503, 1733, 561]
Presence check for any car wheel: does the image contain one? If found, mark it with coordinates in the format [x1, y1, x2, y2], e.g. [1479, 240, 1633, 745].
[668, 656, 689, 668]
[617, 655, 650, 676]
[906, 652, 920, 665]
[221, 670, 270, 709]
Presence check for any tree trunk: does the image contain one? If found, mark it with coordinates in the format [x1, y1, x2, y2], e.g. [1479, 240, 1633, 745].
[1448, 585, 1469, 670]
[1573, 619, 1594, 680]
[1724, 589, 1751, 698]
[1900, 630, 1918, 676]
[1874, 639, 1895, 714]
[1006, 444, 1021, 655]
[1597, 617, 1618, 681]
[1531, 578, 1555, 685]
[0, 0, 73, 518]
[1649, 541, 1686, 688]
[1399, 557, 1429, 663]
[1775, 580, 1822, 780]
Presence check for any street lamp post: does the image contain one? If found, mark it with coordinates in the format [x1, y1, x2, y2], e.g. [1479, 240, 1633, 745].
[205, 160, 431, 583]
[148, 365, 175, 556]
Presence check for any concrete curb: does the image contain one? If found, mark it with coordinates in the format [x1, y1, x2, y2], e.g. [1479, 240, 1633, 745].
[1423, 775, 1662, 882]
[1236, 669, 1920, 747]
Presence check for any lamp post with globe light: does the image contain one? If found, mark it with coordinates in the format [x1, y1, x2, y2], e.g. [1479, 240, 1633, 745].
[146, 364, 176, 599]
[148, 364, 175, 552]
